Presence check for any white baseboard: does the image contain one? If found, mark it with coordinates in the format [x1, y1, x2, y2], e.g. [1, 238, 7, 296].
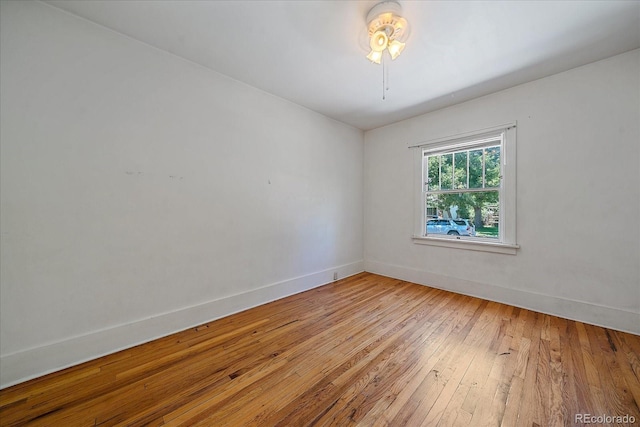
[364, 260, 640, 336]
[0, 261, 364, 389]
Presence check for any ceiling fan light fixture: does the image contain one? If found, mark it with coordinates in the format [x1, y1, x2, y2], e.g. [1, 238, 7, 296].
[365, 1, 409, 63]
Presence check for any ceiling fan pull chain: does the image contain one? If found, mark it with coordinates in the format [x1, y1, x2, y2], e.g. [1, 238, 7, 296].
[385, 55, 390, 92]
[382, 54, 386, 100]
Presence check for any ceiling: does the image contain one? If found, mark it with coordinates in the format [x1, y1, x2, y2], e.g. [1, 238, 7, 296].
[45, 0, 640, 131]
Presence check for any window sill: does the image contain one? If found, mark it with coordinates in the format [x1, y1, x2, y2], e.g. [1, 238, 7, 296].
[411, 235, 519, 255]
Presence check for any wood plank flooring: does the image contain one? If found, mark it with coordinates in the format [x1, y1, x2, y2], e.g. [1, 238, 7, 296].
[1, 272, 639, 426]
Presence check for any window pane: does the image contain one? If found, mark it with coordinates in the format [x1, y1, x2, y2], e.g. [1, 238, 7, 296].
[425, 193, 438, 218]
[454, 151, 467, 189]
[424, 191, 499, 239]
[469, 149, 483, 188]
[485, 146, 501, 188]
[426, 155, 440, 191]
[440, 153, 453, 190]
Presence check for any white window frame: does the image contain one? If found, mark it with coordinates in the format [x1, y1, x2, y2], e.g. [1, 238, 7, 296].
[411, 123, 519, 255]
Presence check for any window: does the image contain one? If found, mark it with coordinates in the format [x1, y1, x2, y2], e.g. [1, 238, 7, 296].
[412, 124, 518, 254]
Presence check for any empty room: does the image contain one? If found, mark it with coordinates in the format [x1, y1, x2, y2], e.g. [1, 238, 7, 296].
[1, 0, 639, 425]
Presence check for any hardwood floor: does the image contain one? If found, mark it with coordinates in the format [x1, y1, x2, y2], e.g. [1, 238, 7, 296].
[1, 272, 639, 426]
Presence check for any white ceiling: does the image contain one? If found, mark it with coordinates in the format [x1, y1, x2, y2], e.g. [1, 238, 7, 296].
[46, 0, 640, 131]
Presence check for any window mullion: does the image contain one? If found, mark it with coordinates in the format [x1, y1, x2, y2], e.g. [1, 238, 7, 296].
[439, 155, 442, 189]
[482, 148, 486, 188]
[426, 187, 499, 196]
[466, 150, 470, 189]
[452, 152, 455, 189]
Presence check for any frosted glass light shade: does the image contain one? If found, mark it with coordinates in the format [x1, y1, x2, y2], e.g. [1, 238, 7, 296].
[387, 40, 405, 60]
[366, 50, 383, 64]
[370, 30, 388, 52]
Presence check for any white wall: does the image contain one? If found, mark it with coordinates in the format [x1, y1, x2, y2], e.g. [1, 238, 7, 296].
[364, 49, 640, 334]
[0, 1, 363, 387]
